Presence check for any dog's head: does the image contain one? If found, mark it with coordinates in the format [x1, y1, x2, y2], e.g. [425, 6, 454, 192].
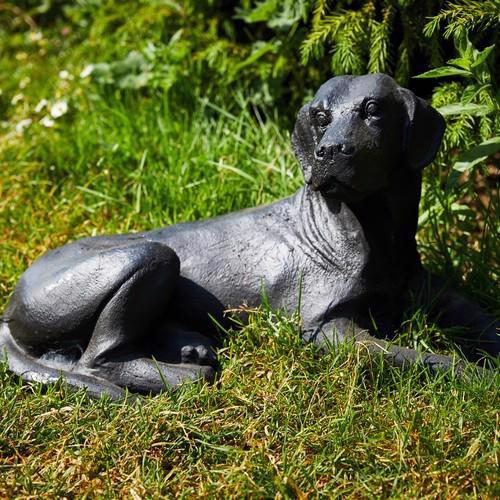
[292, 74, 445, 202]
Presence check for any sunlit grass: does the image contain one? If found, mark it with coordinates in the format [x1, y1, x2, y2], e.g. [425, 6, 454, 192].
[1, 309, 498, 497]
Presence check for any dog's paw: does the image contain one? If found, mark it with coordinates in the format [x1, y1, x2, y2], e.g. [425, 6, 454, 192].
[180, 344, 217, 367]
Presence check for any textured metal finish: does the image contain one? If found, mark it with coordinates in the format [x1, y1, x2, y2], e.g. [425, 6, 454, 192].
[1, 74, 498, 398]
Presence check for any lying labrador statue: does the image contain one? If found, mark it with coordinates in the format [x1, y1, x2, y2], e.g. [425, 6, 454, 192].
[1, 74, 498, 398]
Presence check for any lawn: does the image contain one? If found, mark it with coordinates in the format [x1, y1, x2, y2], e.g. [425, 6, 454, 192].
[0, 3, 499, 497]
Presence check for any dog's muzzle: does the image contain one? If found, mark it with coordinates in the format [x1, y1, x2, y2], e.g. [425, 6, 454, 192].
[310, 173, 356, 194]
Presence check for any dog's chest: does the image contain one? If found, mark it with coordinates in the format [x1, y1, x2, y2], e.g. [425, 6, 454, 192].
[293, 201, 370, 321]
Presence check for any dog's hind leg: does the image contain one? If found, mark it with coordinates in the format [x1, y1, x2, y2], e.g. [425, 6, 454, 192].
[77, 255, 215, 394]
[5, 237, 213, 397]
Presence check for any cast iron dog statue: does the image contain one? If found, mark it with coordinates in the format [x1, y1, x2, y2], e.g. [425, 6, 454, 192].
[1, 74, 498, 398]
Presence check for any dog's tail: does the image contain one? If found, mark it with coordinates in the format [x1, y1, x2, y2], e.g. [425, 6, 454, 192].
[0, 319, 127, 400]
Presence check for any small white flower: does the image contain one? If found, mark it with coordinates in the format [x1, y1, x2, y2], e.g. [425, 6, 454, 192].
[59, 70, 73, 80]
[19, 77, 31, 89]
[29, 31, 43, 42]
[35, 98, 49, 113]
[80, 64, 94, 78]
[11, 93, 24, 105]
[40, 115, 55, 128]
[15, 118, 32, 133]
[50, 100, 68, 118]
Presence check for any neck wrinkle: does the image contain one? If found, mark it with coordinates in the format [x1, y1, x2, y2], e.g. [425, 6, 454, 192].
[295, 187, 342, 270]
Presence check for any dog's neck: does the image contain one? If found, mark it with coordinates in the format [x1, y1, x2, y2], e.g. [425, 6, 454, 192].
[296, 167, 422, 275]
[295, 187, 344, 262]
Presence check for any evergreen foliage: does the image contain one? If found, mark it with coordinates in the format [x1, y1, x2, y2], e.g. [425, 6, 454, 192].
[424, 0, 500, 40]
[300, 0, 437, 84]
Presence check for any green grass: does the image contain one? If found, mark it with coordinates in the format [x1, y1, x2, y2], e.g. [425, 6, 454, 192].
[1, 312, 499, 497]
[0, 16, 499, 498]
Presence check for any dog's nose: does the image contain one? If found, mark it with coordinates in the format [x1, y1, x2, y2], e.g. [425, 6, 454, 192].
[315, 143, 355, 160]
[314, 145, 329, 160]
[338, 143, 355, 155]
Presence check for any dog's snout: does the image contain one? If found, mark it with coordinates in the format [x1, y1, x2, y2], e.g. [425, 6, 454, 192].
[315, 142, 355, 160]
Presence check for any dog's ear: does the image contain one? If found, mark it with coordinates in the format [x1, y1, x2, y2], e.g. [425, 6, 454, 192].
[398, 88, 446, 170]
[291, 102, 315, 184]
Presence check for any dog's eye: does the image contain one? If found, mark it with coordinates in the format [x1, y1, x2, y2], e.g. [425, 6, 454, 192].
[365, 100, 380, 117]
[315, 111, 331, 127]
